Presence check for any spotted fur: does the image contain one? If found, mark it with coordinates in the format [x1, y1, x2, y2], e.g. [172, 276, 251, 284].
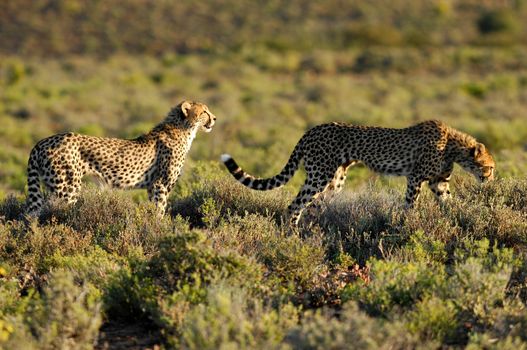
[222, 120, 495, 227]
[26, 100, 216, 217]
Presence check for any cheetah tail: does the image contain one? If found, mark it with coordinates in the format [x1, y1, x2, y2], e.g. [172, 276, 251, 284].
[221, 145, 302, 191]
[25, 148, 43, 216]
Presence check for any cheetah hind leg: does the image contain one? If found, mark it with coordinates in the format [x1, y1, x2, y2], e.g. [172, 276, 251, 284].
[45, 168, 82, 212]
[287, 169, 336, 233]
[25, 176, 44, 218]
[304, 160, 357, 227]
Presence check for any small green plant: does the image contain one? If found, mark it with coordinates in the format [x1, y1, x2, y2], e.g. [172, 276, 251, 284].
[199, 197, 222, 228]
[462, 82, 487, 99]
[477, 10, 521, 35]
[406, 296, 458, 342]
[4, 60, 26, 86]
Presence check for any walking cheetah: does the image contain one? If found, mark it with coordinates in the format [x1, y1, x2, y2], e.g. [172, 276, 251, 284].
[222, 120, 495, 227]
[26, 100, 216, 217]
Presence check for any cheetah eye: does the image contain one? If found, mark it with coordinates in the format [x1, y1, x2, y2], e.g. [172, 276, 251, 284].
[482, 166, 494, 175]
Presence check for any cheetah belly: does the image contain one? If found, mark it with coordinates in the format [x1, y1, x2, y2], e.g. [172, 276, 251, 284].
[81, 160, 153, 189]
[359, 149, 415, 177]
[80, 148, 157, 190]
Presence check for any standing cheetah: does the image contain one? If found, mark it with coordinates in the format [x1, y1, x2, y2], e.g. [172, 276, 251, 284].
[222, 120, 495, 227]
[26, 100, 216, 217]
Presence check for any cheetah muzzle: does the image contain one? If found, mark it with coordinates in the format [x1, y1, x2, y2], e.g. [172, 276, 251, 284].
[221, 120, 495, 228]
[25, 100, 217, 218]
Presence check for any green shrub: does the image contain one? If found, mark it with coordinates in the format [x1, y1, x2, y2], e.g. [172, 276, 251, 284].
[206, 213, 345, 306]
[255, 231, 327, 300]
[341, 257, 445, 316]
[462, 82, 487, 99]
[1, 270, 102, 350]
[467, 333, 527, 350]
[344, 24, 403, 47]
[0, 318, 35, 350]
[3, 60, 26, 86]
[105, 230, 264, 331]
[0, 195, 25, 221]
[320, 178, 527, 263]
[176, 284, 298, 349]
[353, 50, 393, 73]
[28, 270, 102, 349]
[146, 232, 262, 295]
[206, 213, 281, 257]
[0, 220, 93, 281]
[477, 10, 521, 35]
[299, 51, 337, 74]
[406, 296, 458, 342]
[171, 166, 289, 228]
[0, 277, 22, 316]
[41, 188, 177, 256]
[341, 236, 523, 345]
[285, 302, 420, 349]
[43, 246, 121, 288]
[447, 243, 516, 330]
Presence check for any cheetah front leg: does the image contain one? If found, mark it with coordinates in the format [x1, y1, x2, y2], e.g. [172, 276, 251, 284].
[148, 180, 170, 216]
[148, 150, 182, 217]
[428, 173, 452, 203]
[404, 175, 425, 208]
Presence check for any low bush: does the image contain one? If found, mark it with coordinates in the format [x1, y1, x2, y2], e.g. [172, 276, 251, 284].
[477, 10, 521, 35]
[319, 178, 527, 264]
[341, 232, 523, 346]
[171, 164, 290, 228]
[176, 283, 298, 349]
[0, 270, 102, 350]
[104, 230, 264, 334]
[285, 302, 420, 349]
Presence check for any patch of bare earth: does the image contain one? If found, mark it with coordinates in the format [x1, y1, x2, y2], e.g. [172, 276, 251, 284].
[96, 322, 162, 350]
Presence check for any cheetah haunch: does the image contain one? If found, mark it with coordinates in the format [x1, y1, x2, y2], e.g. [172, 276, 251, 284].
[26, 100, 216, 217]
[222, 120, 495, 227]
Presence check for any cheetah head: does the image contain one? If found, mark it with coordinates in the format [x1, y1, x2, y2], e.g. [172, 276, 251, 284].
[460, 142, 496, 183]
[180, 100, 216, 132]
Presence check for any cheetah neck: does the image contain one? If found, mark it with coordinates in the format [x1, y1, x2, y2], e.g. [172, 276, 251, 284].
[133, 121, 198, 149]
[152, 122, 197, 139]
[133, 108, 200, 148]
[445, 127, 477, 161]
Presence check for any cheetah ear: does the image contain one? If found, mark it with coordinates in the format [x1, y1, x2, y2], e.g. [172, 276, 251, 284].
[471, 143, 485, 158]
[180, 101, 192, 117]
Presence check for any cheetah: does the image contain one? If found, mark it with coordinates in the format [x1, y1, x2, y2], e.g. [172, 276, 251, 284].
[221, 120, 495, 227]
[25, 100, 216, 217]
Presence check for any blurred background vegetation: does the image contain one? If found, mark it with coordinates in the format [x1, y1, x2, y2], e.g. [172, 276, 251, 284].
[0, 0, 526, 198]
